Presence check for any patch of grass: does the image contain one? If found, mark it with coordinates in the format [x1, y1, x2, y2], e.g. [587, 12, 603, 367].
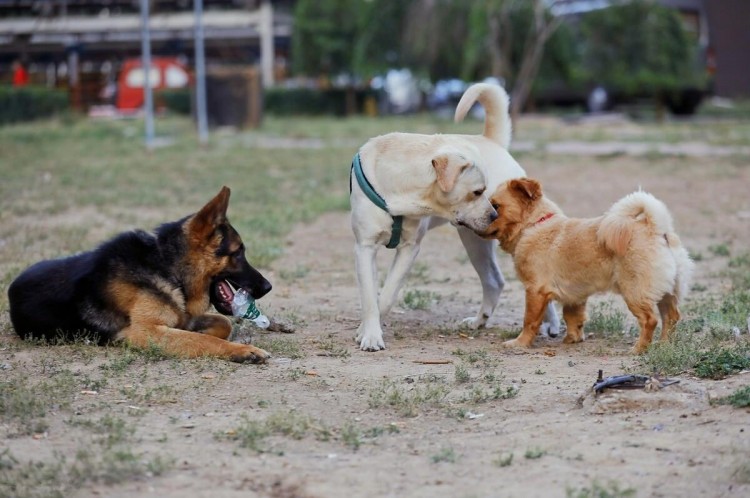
[0, 425, 174, 497]
[316, 336, 350, 358]
[0, 371, 78, 435]
[430, 447, 457, 464]
[709, 243, 731, 257]
[694, 346, 750, 379]
[566, 480, 637, 498]
[586, 302, 627, 336]
[368, 378, 450, 417]
[99, 348, 139, 374]
[454, 363, 471, 384]
[524, 447, 546, 459]
[66, 415, 135, 448]
[254, 337, 305, 359]
[493, 453, 514, 467]
[219, 411, 392, 453]
[714, 386, 750, 408]
[401, 289, 440, 310]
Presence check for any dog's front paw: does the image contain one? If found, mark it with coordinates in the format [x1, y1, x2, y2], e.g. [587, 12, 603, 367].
[562, 333, 583, 344]
[356, 324, 386, 351]
[461, 315, 488, 330]
[357, 334, 386, 351]
[230, 345, 271, 364]
[502, 338, 531, 348]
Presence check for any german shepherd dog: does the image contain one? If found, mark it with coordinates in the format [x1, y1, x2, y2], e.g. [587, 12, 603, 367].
[8, 187, 272, 363]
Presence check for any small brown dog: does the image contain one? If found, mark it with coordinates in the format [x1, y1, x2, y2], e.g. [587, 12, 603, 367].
[481, 178, 694, 353]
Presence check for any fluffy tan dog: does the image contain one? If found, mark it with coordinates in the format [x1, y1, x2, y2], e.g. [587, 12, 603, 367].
[481, 178, 694, 353]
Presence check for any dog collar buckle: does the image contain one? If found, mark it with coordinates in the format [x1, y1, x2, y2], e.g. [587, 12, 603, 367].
[351, 153, 403, 249]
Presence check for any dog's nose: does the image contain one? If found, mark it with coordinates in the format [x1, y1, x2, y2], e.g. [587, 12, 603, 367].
[489, 210, 498, 222]
[254, 279, 272, 299]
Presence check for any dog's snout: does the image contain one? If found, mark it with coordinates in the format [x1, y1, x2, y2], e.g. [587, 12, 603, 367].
[255, 279, 272, 299]
[489, 210, 498, 223]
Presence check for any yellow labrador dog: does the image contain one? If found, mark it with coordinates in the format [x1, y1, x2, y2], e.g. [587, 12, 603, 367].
[350, 83, 560, 351]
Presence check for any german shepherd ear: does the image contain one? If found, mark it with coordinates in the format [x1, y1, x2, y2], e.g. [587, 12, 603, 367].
[432, 153, 470, 193]
[508, 178, 542, 202]
[190, 186, 231, 239]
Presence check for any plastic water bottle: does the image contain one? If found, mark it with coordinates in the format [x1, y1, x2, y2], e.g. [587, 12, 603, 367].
[230, 288, 270, 329]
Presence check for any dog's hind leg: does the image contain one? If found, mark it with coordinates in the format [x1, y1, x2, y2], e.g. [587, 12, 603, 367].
[355, 244, 387, 351]
[624, 299, 659, 354]
[457, 227, 505, 329]
[657, 294, 681, 342]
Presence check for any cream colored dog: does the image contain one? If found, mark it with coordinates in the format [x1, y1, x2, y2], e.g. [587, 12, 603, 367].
[350, 83, 560, 351]
[480, 178, 694, 353]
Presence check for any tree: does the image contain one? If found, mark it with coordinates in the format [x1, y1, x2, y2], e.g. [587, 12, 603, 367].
[292, 0, 411, 80]
[463, 0, 564, 122]
[580, 0, 703, 98]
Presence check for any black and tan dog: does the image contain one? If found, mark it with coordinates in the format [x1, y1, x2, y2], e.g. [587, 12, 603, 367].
[8, 187, 271, 363]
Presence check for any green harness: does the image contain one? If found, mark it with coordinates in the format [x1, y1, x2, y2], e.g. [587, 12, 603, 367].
[351, 152, 403, 249]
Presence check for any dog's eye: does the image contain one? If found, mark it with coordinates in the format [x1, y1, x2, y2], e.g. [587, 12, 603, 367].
[492, 203, 500, 211]
[473, 188, 485, 197]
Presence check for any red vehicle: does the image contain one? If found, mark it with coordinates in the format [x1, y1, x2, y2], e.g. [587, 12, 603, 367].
[116, 57, 191, 111]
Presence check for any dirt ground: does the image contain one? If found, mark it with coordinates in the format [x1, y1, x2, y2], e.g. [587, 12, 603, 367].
[3, 142, 750, 497]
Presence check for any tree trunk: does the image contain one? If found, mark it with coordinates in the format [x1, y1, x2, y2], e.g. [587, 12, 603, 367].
[510, 0, 561, 124]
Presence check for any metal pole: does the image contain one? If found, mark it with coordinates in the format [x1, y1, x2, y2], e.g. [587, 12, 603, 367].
[194, 0, 209, 145]
[140, 0, 155, 149]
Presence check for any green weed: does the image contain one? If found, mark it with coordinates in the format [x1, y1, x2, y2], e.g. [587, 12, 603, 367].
[524, 447, 546, 459]
[368, 378, 450, 417]
[714, 386, 750, 408]
[430, 447, 457, 464]
[586, 302, 627, 336]
[402, 289, 440, 310]
[566, 480, 637, 498]
[493, 453, 514, 467]
[254, 337, 305, 359]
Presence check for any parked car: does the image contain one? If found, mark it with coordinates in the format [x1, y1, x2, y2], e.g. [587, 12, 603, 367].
[116, 57, 191, 112]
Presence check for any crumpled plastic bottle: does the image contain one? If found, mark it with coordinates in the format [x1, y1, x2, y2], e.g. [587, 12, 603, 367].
[230, 287, 270, 329]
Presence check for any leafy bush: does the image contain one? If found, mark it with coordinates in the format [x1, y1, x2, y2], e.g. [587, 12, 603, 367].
[580, 0, 705, 97]
[264, 87, 376, 116]
[159, 89, 191, 115]
[0, 86, 68, 125]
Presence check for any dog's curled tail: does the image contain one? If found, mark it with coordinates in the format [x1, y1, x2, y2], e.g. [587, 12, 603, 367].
[597, 191, 675, 257]
[454, 83, 512, 149]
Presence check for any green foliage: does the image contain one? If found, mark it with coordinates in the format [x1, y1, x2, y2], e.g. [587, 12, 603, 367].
[292, 0, 405, 77]
[567, 480, 637, 498]
[694, 346, 750, 380]
[159, 89, 191, 115]
[0, 86, 68, 125]
[401, 289, 440, 310]
[580, 0, 704, 96]
[264, 87, 376, 116]
[714, 386, 750, 408]
[430, 447, 458, 464]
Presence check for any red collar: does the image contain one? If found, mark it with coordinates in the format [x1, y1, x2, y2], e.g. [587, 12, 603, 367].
[535, 213, 555, 225]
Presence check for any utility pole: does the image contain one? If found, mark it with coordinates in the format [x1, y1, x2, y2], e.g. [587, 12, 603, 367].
[194, 0, 209, 145]
[139, 0, 155, 149]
